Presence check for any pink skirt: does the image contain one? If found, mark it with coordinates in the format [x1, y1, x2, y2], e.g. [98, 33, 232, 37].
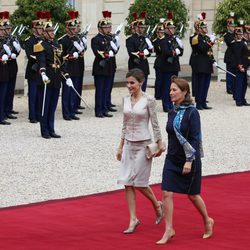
[117, 139, 152, 187]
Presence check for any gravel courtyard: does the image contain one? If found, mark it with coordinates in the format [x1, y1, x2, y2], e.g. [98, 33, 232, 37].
[1, 80, 250, 208]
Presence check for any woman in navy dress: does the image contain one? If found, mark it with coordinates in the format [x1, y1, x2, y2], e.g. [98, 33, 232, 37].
[156, 76, 214, 244]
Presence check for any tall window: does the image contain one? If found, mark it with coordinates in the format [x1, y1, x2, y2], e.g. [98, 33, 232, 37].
[67, 0, 75, 8]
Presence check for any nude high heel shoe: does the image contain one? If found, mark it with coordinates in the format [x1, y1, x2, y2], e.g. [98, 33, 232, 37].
[123, 219, 140, 234]
[203, 218, 214, 239]
[156, 229, 175, 245]
[155, 201, 164, 225]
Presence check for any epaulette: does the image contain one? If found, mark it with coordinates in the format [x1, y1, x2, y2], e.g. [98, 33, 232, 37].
[33, 41, 44, 53]
[191, 34, 198, 45]
[152, 38, 157, 42]
[58, 34, 66, 41]
[25, 36, 31, 41]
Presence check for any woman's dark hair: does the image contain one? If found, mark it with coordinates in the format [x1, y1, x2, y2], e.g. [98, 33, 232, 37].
[126, 68, 145, 83]
[171, 75, 193, 105]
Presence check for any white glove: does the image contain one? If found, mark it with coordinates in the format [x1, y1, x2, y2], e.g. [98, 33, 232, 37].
[209, 33, 216, 43]
[41, 72, 49, 83]
[108, 50, 114, 57]
[143, 49, 150, 56]
[81, 37, 87, 47]
[73, 41, 84, 52]
[110, 41, 118, 52]
[73, 52, 79, 59]
[66, 78, 73, 87]
[11, 53, 17, 59]
[13, 41, 21, 53]
[1, 54, 8, 62]
[175, 37, 183, 49]
[175, 48, 181, 56]
[114, 35, 120, 47]
[145, 37, 153, 50]
[3, 44, 11, 56]
[213, 61, 218, 67]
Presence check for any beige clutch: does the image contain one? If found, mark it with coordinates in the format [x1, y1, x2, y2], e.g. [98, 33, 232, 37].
[145, 141, 166, 159]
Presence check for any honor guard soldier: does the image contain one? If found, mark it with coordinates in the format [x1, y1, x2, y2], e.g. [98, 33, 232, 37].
[126, 11, 154, 92]
[159, 11, 183, 112]
[189, 18, 201, 98]
[58, 10, 82, 121]
[34, 11, 73, 138]
[193, 13, 215, 110]
[0, 11, 11, 125]
[106, 11, 120, 112]
[224, 12, 236, 95]
[24, 11, 45, 123]
[75, 13, 87, 111]
[4, 11, 21, 120]
[91, 11, 116, 118]
[230, 25, 249, 106]
[153, 19, 165, 100]
[243, 24, 250, 88]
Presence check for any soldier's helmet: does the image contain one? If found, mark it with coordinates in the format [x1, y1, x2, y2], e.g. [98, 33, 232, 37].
[98, 10, 112, 28]
[129, 12, 138, 28]
[32, 11, 47, 28]
[157, 18, 165, 33]
[227, 12, 235, 27]
[0, 11, 11, 29]
[66, 10, 80, 28]
[198, 12, 207, 29]
[43, 11, 54, 31]
[244, 24, 250, 34]
[137, 11, 147, 28]
[164, 11, 175, 29]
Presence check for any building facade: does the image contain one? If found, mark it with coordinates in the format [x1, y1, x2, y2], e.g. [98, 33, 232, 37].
[0, 0, 223, 90]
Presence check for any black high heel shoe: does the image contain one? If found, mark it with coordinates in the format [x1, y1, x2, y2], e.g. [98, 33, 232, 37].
[123, 219, 140, 234]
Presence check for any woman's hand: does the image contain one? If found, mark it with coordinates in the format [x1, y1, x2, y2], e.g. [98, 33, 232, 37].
[116, 148, 123, 161]
[182, 161, 192, 175]
[154, 141, 166, 157]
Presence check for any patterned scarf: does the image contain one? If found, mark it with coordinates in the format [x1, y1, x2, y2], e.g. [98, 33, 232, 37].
[173, 105, 197, 161]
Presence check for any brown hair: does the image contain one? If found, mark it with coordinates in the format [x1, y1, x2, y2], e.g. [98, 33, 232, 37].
[126, 68, 145, 83]
[171, 75, 193, 105]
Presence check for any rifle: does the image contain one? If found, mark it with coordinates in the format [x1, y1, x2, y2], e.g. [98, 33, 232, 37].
[133, 24, 157, 64]
[79, 24, 91, 40]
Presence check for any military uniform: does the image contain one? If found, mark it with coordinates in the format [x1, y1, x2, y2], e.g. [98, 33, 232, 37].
[126, 32, 152, 91]
[230, 28, 249, 106]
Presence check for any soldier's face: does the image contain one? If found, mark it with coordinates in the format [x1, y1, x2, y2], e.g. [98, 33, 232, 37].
[0, 29, 5, 37]
[102, 27, 109, 34]
[228, 25, 235, 32]
[138, 26, 145, 35]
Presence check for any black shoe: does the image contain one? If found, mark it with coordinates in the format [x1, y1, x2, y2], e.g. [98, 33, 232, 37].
[0, 120, 11, 125]
[227, 90, 233, 95]
[63, 117, 72, 121]
[75, 110, 83, 114]
[196, 105, 203, 110]
[96, 113, 104, 118]
[7, 114, 17, 119]
[71, 115, 80, 120]
[42, 134, 51, 139]
[10, 110, 19, 114]
[236, 103, 243, 107]
[78, 106, 85, 110]
[103, 112, 113, 117]
[108, 107, 117, 112]
[110, 104, 116, 107]
[202, 105, 212, 110]
[50, 132, 61, 138]
[243, 102, 250, 106]
[163, 109, 169, 113]
[30, 119, 38, 123]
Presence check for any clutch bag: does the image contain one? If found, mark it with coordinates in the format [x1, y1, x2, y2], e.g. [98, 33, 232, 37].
[145, 141, 166, 159]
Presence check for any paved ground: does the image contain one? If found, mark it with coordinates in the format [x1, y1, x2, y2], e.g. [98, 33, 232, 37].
[1, 79, 250, 208]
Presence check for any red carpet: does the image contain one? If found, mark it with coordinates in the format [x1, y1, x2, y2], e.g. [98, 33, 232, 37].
[0, 171, 249, 250]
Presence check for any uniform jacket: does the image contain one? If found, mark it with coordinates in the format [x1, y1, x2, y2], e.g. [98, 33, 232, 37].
[0, 37, 9, 83]
[24, 34, 42, 80]
[126, 33, 152, 75]
[35, 39, 67, 88]
[121, 93, 162, 142]
[224, 32, 235, 65]
[231, 39, 249, 70]
[189, 32, 198, 69]
[91, 33, 116, 76]
[192, 34, 214, 74]
[58, 34, 81, 77]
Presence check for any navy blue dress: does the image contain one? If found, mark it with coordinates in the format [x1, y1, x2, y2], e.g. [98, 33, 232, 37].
[161, 107, 202, 195]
